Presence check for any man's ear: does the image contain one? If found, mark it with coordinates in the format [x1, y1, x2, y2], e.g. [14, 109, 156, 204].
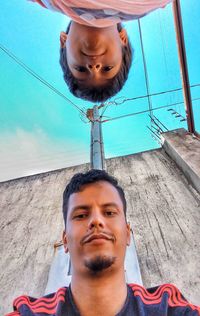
[62, 230, 69, 253]
[60, 32, 67, 48]
[126, 222, 131, 246]
[119, 29, 128, 46]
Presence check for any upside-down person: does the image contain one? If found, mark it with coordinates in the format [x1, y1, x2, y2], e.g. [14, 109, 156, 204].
[28, 0, 172, 102]
[6, 169, 200, 315]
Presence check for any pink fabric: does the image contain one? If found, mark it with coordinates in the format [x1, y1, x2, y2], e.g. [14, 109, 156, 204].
[51, 0, 172, 14]
[30, 0, 173, 27]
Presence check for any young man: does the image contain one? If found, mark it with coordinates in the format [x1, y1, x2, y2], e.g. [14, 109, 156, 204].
[6, 170, 200, 315]
[29, 0, 172, 102]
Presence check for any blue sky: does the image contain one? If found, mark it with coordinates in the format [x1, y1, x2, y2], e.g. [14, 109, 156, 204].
[0, 0, 199, 181]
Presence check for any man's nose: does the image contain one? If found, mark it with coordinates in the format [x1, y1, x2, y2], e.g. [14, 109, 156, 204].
[87, 63, 102, 72]
[88, 211, 104, 230]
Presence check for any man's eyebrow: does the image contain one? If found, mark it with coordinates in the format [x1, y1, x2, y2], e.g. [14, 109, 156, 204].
[101, 203, 120, 209]
[71, 203, 119, 213]
[71, 205, 90, 213]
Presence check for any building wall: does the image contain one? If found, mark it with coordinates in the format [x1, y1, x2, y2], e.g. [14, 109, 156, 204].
[0, 148, 200, 314]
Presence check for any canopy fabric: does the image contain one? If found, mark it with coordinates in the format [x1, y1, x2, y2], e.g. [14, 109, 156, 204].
[28, 0, 173, 27]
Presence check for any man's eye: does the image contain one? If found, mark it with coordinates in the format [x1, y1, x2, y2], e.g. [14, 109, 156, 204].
[75, 66, 87, 72]
[74, 213, 87, 219]
[103, 66, 113, 72]
[105, 210, 115, 216]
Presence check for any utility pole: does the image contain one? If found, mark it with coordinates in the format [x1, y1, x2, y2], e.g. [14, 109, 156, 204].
[172, 0, 198, 136]
[88, 105, 105, 170]
[86, 104, 143, 285]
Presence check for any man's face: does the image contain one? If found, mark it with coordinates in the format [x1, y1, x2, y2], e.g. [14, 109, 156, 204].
[63, 181, 130, 275]
[65, 22, 127, 87]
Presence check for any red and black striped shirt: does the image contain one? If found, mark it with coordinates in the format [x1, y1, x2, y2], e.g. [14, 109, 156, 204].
[6, 284, 200, 316]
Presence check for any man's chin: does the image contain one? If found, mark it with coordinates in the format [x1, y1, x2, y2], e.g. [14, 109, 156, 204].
[84, 255, 116, 274]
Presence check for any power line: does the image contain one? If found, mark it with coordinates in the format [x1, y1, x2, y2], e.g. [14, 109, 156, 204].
[1, 43, 199, 118]
[158, 10, 174, 109]
[105, 83, 200, 107]
[102, 97, 200, 123]
[1, 43, 199, 126]
[138, 19, 153, 120]
[0, 44, 86, 117]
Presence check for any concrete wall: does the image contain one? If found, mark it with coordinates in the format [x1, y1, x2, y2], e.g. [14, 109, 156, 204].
[161, 128, 200, 194]
[1, 148, 200, 314]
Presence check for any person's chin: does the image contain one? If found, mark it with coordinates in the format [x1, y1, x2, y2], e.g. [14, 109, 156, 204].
[84, 254, 116, 274]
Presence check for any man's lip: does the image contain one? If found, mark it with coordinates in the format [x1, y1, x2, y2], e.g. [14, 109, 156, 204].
[83, 233, 114, 244]
[82, 51, 105, 57]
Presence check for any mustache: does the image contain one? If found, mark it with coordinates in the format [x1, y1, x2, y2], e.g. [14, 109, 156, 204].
[81, 231, 116, 245]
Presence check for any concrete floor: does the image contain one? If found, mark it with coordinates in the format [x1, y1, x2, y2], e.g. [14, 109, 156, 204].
[0, 147, 200, 314]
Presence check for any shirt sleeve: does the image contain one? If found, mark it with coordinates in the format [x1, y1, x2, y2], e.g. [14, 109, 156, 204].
[130, 283, 200, 316]
[5, 288, 66, 316]
[26, 0, 173, 27]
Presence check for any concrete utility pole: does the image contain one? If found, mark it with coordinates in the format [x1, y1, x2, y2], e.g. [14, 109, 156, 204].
[172, 0, 198, 136]
[89, 105, 105, 170]
[87, 104, 143, 285]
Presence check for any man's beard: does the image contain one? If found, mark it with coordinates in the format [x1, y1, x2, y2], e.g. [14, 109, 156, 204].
[84, 255, 116, 274]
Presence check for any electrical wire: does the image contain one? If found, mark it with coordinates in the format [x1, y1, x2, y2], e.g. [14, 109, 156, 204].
[158, 10, 174, 109]
[104, 83, 200, 107]
[100, 103, 110, 120]
[1, 42, 199, 123]
[102, 97, 200, 123]
[138, 19, 153, 120]
[0, 44, 86, 117]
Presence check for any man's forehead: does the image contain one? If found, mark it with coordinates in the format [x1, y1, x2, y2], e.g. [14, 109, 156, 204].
[68, 181, 122, 205]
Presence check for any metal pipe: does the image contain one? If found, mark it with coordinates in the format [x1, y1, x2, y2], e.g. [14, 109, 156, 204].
[172, 0, 196, 135]
[151, 115, 169, 132]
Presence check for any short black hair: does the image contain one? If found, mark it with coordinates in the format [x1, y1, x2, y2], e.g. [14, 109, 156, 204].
[62, 169, 127, 225]
[59, 23, 133, 102]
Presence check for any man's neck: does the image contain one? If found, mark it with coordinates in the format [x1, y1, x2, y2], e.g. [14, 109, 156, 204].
[71, 268, 127, 316]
